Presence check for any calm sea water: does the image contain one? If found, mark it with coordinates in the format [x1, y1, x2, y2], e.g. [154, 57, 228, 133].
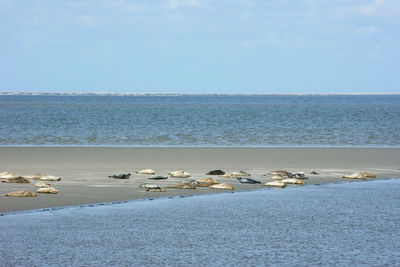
[1, 179, 399, 266]
[0, 94, 399, 146]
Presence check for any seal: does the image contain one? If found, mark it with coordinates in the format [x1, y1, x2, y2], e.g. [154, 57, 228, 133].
[108, 173, 131, 179]
[261, 181, 286, 188]
[342, 172, 376, 179]
[34, 181, 51, 188]
[37, 187, 59, 194]
[34, 175, 61, 181]
[169, 170, 191, 178]
[165, 182, 196, 189]
[2, 177, 30, 183]
[221, 171, 251, 178]
[136, 169, 156, 175]
[237, 177, 261, 184]
[0, 171, 19, 179]
[281, 178, 304, 185]
[5, 190, 37, 197]
[206, 170, 225, 175]
[266, 170, 292, 177]
[148, 176, 168, 180]
[196, 178, 219, 187]
[209, 183, 234, 190]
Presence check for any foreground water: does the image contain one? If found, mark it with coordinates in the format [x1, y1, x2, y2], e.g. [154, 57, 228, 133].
[1, 179, 399, 266]
[0, 94, 399, 146]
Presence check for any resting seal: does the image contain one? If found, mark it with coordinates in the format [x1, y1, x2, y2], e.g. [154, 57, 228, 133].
[169, 170, 191, 178]
[0, 171, 19, 179]
[148, 176, 168, 180]
[261, 181, 286, 188]
[136, 169, 156, 175]
[237, 177, 261, 184]
[206, 170, 225, 175]
[2, 177, 30, 183]
[34, 175, 61, 181]
[342, 172, 376, 179]
[108, 173, 131, 179]
[37, 187, 58, 194]
[209, 183, 234, 190]
[5, 190, 37, 197]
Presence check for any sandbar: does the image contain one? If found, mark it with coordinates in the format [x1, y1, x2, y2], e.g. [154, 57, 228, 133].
[1, 147, 399, 213]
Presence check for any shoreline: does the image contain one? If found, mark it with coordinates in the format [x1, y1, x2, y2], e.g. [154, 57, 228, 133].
[1, 147, 399, 213]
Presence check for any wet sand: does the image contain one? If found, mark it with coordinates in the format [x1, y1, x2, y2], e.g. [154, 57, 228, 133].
[1, 147, 399, 213]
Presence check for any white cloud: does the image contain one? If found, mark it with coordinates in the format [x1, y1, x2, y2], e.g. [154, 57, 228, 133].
[165, 0, 201, 10]
[358, 0, 384, 15]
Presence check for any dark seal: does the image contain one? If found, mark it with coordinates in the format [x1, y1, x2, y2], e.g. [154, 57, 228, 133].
[237, 177, 261, 184]
[148, 176, 168, 180]
[108, 173, 131, 179]
[206, 170, 225, 175]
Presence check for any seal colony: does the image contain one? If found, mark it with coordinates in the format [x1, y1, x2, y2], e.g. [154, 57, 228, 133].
[1, 169, 382, 198]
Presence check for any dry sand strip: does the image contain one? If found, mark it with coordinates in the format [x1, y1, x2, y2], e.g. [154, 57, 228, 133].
[0, 146, 399, 213]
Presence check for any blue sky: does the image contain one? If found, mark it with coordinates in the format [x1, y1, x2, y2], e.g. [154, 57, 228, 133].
[1, 0, 399, 93]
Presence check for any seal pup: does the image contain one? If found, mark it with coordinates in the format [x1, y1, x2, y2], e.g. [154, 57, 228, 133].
[261, 181, 286, 188]
[310, 171, 319, 175]
[5, 190, 37, 197]
[148, 176, 168, 180]
[108, 173, 131, 179]
[35, 181, 51, 188]
[0, 171, 19, 179]
[237, 177, 261, 184]
[169, 170, 191, 178]
[206, 170, 225, 175]
[2, 177, 30, 183]
[136, 169, 156, 175]
[209, 183, 234, 190]
[342, 172, 376, 179]
[37, 187, 58, 194]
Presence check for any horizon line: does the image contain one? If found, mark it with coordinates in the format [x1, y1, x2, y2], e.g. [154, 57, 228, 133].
[0, 91, 400, 96]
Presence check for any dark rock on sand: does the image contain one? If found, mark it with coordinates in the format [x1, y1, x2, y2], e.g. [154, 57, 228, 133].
[207, 170, 225, 175]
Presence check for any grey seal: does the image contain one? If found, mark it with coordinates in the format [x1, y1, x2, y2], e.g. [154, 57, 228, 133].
[108, 173, 131, 179]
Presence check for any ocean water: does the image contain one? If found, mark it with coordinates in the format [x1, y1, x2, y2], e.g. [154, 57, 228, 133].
[1, 179, 399, 266]
[0, 94, 399, 147]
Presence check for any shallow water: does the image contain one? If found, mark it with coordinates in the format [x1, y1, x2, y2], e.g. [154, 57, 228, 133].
[0, 94, 399, 146]
[1, 179, 399, 266]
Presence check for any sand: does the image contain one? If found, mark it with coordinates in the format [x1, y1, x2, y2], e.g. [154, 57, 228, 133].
[1, 147, 399, 214]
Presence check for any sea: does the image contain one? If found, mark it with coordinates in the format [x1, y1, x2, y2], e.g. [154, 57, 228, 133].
[0, 93, 399, 147]
[1, 93, 400, 266]
[1, 179, 399, 266]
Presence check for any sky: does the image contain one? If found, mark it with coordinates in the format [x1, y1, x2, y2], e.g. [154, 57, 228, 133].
[1, 0, 399, 93]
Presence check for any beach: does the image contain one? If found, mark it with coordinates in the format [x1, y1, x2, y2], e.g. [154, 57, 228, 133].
[1, 146, 399, 214]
